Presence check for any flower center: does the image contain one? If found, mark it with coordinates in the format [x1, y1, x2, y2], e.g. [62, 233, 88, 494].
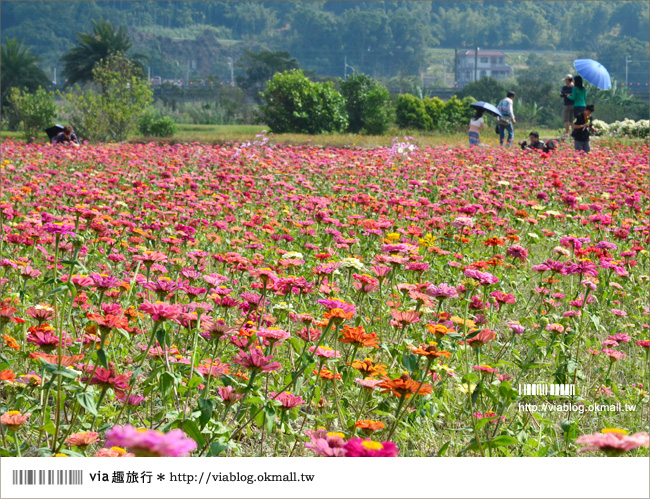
[601, 428, 628, 435]
[361, 440, 384, 451]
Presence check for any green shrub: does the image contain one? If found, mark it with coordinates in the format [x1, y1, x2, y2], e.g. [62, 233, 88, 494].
[395, 93, 432, 130]
[259, 69, 348, 134]
[6, 87, 57, 142]
[138, 111, 177, 137]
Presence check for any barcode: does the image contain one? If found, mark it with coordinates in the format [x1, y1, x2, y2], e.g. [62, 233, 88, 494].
[12, 470, 83, 485]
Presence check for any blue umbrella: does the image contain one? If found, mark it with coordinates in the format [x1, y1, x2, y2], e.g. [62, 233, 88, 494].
[470, 101, 500, 117]
[574, 59, 611, 90]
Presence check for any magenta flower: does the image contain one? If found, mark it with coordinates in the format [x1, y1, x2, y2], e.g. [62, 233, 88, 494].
[232, 347, 281, 372]
[105, 424, 197, 457]
[426, 283, 459, 300]
[343, 437, 399, 457]
[506, 244, 529, 262]
[217, 385, 243, 404]
[463, 268, 499, 285]
[43, 222, 76, 236]
[138, 301, 182, 322]
[304, 429, 346, 457]
[270, 391, 305, 409]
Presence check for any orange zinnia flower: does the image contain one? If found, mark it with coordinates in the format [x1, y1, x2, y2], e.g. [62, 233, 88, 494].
[351, 358, 388, 377]
[3, 334, 20, 351]
[338, 325, 379, 348]
[426, 324, 455, 340]
[312, 368, 342, 381]
[379, 373, 433, 398]
[411, 343, 452, 359]
[355, 419, 386, 432]
[1, 369, 16, 382]
[29, 352, 85, 367]
[323, 308, 355, 324]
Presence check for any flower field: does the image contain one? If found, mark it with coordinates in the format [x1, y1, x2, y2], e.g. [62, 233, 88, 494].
[1, 138, 648, 458]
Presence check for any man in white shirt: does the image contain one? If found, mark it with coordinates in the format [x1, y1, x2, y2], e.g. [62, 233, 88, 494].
[497, 91, 516, 147]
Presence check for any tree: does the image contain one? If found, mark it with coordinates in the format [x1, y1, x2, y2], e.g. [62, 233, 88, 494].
[259, 69, 348, 134]
[62, 54, 153, 142]
[60, 19, 145, 87]
[1, 38, 50, 107]
[457, 77, 507, 106]
[6, 87, 57, 143]
[340, 74, 392, 134]
[235, 50, 300, 103]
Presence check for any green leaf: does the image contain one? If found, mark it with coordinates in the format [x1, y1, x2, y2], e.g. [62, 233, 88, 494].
[402, 352, 418, 373]
[39, 420, 56, 436]
[489, 435, 519, 447]
[96, 348, 108, 368]
[198, 398, 214, 428]
[181, 419, 204, 448]
[436, 441, 450, 456]
[264, 404, 276, 433]
[76, 392, 98, 416]
[159, 371, 180, 398]
[475, 417, 492, 431]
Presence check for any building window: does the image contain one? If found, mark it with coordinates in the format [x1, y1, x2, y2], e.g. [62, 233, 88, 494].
[480, 57, 488, 63]
[499, 57, 505, 64]
[481, 70, 487, 77]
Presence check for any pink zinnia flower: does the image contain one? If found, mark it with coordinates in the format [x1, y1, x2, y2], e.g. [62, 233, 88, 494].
[65, 432, 99, 447]
[232, 347, 281, 372]
[1, 411, 31, 431]
[611, 309, 627, 317]
[602, 348, 626, 361]
[138, 301, 182, 322]
[105, 424, 197, 457]
[308, 346, 341, 359]
[270, 391, 305, 409]
[355, 378, 384, 391]
[463, 268, 499, 286]
[93, 447, 135, 457]
[343, 437, 399, 457]
[304, 429, 347, 457]
[575, 429, 649, 456]
[425, 283, 459, 300]
[217, 385, 243, 404]
[257, 327, 290, 342]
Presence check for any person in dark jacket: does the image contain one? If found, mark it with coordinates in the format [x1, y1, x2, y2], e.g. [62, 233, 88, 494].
[53, 125, 80, 147]
[572, 104, 597, 153]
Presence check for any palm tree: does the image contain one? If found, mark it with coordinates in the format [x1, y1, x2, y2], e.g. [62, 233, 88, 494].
[1, 37, 51, 106]
[60, 19, 146, 87]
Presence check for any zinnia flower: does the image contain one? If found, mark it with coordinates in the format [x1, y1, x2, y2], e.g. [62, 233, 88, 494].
[105, 424, 197, 457]
[65, 432, 99, 448]
[575, 429, 649, 456]
[343, 437, 399, 457]
[232, 347, 281, 372]
[304, 429, 346, 457]
[1, 411, 30, 431]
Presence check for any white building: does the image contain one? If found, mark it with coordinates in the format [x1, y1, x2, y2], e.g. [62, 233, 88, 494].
[456, 49, 513, 88]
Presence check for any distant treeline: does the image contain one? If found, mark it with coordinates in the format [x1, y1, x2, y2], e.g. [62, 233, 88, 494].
[2, 1, 648, 83]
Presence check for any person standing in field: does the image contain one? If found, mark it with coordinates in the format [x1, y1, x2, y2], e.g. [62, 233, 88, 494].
[560, 74, 575, 136]
[572, 104, 597, 153]
[468, 109, 485, 146]
[497, 91, 516, 147]
[568, 75, 586, 118]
